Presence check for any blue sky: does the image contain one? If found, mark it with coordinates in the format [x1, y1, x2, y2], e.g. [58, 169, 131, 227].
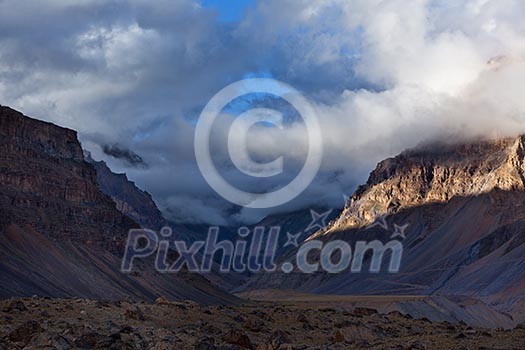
[201, 0, 256, 22]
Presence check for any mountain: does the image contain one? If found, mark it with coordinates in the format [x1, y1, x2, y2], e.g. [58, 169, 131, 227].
[0, 105, 236, 304]
[245, 208, 339, 260]
[240, 135, 525, 325]
[85, 153, 166, 231]
[82, 133, 335, 294]
[328, 136, 525, 231]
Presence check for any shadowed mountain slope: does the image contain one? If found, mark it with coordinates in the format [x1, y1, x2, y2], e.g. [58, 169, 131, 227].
[85, 152, 166, 231]
[0, 105, 236, 304]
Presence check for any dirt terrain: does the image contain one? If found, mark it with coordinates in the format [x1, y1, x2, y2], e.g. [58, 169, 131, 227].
[1, 297, 524, 350]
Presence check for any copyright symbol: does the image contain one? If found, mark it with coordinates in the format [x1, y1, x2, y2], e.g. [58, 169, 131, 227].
[194, 78, 323, 209]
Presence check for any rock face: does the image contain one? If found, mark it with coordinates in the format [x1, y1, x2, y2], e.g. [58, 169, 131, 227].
[242, 136, 525, 325]
[330, 136, 525, 230]
[0, 105, 133, 251]
[0, 105, 235, 304]
[85, 153, 166, 231]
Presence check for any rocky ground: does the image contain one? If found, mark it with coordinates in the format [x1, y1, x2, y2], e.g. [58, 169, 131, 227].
[0, 297, 524, 350]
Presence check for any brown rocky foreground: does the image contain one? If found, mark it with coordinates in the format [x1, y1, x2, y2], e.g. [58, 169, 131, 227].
[0, 297, 524, 350]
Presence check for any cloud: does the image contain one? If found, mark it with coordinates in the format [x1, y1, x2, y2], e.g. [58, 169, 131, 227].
[102, 144, 147, 167]
[1, 0, 525, 224]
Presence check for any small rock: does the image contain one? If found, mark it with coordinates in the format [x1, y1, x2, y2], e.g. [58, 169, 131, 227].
[319, 308, 335, 313]
[195, 337, 217, 350]
[232, 314, 245, 323]
[74, 333, 103, 349]
[387, 310, 404, 318]
[95, 300, 111, 308]
[4, 299, 28, 312]
[9, 320, 42, 343]
[119, 325, 135, 334]
[223, 329, 253, 349]
[301, 322, 314, 331]
[352, 307, 378, 317]
[251, 310, 267, 317]
[124, 306, 145, 321]
[296, 313, 308, 323]
[203, 323, 224, 335]
[263, 330, 289, 350]
[33, 333, 72, 350]
[333, 324, 377, 344]
[334, 319, 354, 328]
[155, 296, 172, 305]
[445, 324, 457, 331]
[333, 330, 345, 343]
[408, 326, 425, 335]
[243, 319, 265, 332]
[96, 332, 122, 349]
[464, 328, 476, 335]
[156, 340, 181, 350]
[408, 340, 427, 350]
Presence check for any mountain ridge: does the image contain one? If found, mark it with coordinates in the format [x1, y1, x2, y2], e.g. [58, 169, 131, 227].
[0, 105, 236, 304]
[325, 134, 525, 233]
[241, 135, 525, 326]
[85, 152, 167, 231]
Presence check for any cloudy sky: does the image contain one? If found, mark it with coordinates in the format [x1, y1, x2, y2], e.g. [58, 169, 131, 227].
[1, 0, 525, 225]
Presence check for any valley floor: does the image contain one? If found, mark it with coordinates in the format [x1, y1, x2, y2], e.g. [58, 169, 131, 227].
[1, 296, 524, 350]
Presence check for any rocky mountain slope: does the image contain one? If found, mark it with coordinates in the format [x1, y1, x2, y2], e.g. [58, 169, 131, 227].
[329, 136, 525, 231]
[241, 136, 525, 326]
[85, 145, 339, 292]
[0, 105, 236, 304]
[85, 152, 166, 231]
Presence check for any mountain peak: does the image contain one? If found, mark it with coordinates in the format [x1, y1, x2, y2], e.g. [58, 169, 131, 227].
[331, 135, 525, 231]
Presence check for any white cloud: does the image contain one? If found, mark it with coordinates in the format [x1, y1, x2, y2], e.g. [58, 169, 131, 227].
[1, 0, 525, 224]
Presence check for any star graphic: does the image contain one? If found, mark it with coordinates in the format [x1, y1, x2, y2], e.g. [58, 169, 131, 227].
[305, 209, 333, 232]
[391, 223, 409, 239]
[284, 232, 301, 248]
[366, 214, 389, 231]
